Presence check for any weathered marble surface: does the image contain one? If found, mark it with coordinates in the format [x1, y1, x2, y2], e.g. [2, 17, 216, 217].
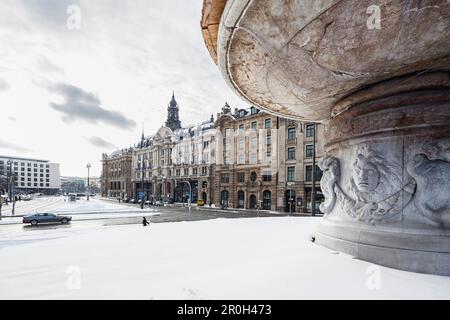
[217, 0, 450, 121]
[315, 73, 450, 275]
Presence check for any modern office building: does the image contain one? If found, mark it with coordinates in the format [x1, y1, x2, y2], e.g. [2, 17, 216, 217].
[0, 156, 61, 195]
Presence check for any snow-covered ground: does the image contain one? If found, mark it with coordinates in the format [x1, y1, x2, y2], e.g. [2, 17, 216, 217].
[0, 197, 156, 224]
[0, 217, 449, 300]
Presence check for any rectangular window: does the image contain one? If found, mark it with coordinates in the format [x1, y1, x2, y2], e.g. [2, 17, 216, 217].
[251, 122, 257, 131]
[305, 145, 314, 158]
[265, 131, 271, 144]
[287, 167, 295, 182]
[239, 124, 244, 133]
[251, 137, 257, 149]
[220, 173, 230, 183]
[305, 166, 312, 181]
[288, 147, 296, 160]
[237, 172, 245, 183]
[238, 154, 245, 165]
[264, 118, 271, 128]
[305, 165, 323, 181]
[239, 139, 245, 150]
[192, 167, 198, 175]
[263, 174, 272, 182]
[288, 127, 296, 140]
[184, 168, 189, 176]
[250, 153, 257, 164]
[306, 124, 315, 137]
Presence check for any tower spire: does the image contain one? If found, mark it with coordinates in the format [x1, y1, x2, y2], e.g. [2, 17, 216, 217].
[165, 91, 182, 131]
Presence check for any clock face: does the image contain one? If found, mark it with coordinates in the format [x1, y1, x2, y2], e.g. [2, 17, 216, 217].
[250, 172, 257, 182]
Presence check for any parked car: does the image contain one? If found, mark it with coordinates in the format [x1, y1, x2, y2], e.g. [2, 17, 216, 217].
[23, 213, 72, 226]
[154, 200, 163, 206]
[197, 199, 205, 206]
[129, 198, 137, 204]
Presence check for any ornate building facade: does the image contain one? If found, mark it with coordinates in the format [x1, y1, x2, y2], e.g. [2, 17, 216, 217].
[213, 104, 324, 212]
[130, 94, 217, 204]
[101, 93, 325, 213]
[100, 148, 133, 198]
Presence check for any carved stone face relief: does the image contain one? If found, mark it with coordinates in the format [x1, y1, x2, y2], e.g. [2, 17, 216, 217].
[320, 145, 416, 224]
[352, 154, 380, 192]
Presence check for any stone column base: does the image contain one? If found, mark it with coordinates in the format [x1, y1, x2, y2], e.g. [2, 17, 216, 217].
[316, 72, 450, 276]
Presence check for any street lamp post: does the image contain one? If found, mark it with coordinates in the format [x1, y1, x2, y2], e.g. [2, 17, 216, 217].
[179, 180, 192, 221]
[311, 123, 317, 216]
[289, 189, 293, 216]
[86, 163, 91, 201]
[7, 160, 15, 215]
[0, 174, 5, 221]
[140, 160, 145, 210]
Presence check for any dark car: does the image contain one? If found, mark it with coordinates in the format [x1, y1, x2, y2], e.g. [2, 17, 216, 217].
[23, 213, 72, 226]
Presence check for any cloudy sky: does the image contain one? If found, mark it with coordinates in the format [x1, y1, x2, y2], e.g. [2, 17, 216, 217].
[0, 0, 247, 177]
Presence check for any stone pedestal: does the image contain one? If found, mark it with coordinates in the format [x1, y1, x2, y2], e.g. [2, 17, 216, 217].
[316, 72, 450, 275]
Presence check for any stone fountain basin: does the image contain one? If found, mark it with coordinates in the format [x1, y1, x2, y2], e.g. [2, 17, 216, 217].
[217, 0, 450, 121]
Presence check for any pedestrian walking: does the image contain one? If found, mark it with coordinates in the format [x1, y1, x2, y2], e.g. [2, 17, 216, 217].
[142, 217, 150, 227]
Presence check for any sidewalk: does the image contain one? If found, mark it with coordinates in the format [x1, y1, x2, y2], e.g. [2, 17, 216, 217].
[196, 205, 321, 217]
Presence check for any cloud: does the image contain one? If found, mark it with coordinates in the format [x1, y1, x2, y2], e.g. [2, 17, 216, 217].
[36, 56, 64, 75]
[0, 139, 32, 153]
[0, 79, 9, 91]
[49, 83, 136, 129]
[87, 136, 117, 149]
[8, 116, 16, 121]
